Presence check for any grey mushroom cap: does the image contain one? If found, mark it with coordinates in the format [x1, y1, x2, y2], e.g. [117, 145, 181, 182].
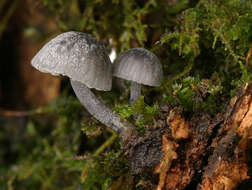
[31, 31, 112, 91]
[113, 48, 163, 87]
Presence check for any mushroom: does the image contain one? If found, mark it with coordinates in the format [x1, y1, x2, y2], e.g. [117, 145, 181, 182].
[113, 48, 163, 104]
[31, 31, 134, 140]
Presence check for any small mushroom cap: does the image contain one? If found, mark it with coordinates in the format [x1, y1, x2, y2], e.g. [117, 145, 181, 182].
[113, 48, 163, 87]
[31, 31, 112, 91]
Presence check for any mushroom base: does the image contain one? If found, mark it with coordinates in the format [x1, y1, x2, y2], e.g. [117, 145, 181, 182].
[70, 79, 134, 138]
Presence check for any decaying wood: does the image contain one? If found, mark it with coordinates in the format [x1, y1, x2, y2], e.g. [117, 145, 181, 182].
[154, 134, 178, 190]
[127, 83, 251, 190]
[167, 108, 190, 139]
[164, 83, 251, 190]
[128, 128, 164, 175]
[164, 112, 224, 190]
[198, 84, 252, 190]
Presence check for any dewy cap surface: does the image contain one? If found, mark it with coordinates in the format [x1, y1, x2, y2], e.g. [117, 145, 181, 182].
[31, 31, 112, 91]
[113, 48, 163, 87]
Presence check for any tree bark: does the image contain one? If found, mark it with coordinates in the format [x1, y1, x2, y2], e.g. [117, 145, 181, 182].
[127, 83, 252, 190]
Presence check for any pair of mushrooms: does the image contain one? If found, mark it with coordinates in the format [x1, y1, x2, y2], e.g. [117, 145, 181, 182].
[31, 31, 163, 140]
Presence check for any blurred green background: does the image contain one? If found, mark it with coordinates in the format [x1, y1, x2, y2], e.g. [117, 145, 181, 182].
[0, 0, 252, 189]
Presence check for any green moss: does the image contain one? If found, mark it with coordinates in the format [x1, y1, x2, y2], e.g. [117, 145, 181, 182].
[83, 151, 129, 190]
[114, 96, 159, 134]
[163, 76, 224, 115]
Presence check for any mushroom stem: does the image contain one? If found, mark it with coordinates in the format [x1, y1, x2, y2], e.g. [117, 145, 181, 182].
[70, 80, 134, 138]
[129, 81, 141, 105]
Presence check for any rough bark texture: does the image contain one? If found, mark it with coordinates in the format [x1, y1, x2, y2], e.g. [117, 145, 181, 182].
[127, 83, 252, 190]
[198, 83, 252, 190]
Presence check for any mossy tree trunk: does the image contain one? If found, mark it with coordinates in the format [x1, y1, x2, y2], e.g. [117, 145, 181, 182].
[123, 84, 251, 190]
